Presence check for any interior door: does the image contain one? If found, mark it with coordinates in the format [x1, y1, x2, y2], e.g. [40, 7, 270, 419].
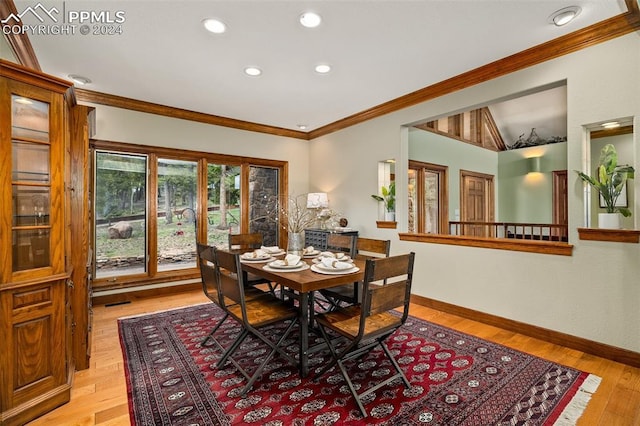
[552, 170, 568, 240]
[460, 171, 494, 237]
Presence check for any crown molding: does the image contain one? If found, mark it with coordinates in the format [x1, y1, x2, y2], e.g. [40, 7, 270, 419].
[74, 88, 309, 140]
[309, 3, 640, 139]
[5, 0, 639, 140]
[0, 0, 40, 70]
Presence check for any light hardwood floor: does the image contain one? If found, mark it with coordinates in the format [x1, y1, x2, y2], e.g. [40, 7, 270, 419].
[28, 289, 640, 425]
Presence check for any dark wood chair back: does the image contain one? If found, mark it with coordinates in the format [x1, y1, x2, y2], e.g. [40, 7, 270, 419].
[355, 237, 390, 260]
[361, 252, 415, 328]
[196, 242, 221, 306]
[214, 248, 245, 311]
[228, 233, 263, 250]
[326, 233, 356, 257]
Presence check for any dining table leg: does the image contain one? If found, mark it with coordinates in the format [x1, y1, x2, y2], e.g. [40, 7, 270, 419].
[299, 292, 309, 378]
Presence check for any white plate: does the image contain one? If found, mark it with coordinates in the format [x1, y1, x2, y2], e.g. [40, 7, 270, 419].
[313, 262, 354, 272]
[268, 260, 306, 269]
[313, 256, 353, 264]
[263, 263, 310, 273]
[302, 250, 321, 258]
[261, 247, 285, 255]
[310, 264, 360, 275]
[240, 256, 274, 263]
[240, 253, 271, 261]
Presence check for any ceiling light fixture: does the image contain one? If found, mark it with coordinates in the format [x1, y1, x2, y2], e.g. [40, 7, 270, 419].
[244, 66, 262, 77]
[202, 18, 226, 34]
[297, 124, 308, 130]
[299, 12, 321, 28]
[68, 74, 91, 85]
[549, 6, 581, 26]
[314, 64, 331, 74]
[602, 121, 620, 129]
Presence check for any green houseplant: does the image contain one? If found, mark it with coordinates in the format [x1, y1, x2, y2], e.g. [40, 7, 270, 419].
[371, 182, 396, 221]
[575, 143, 634, 228]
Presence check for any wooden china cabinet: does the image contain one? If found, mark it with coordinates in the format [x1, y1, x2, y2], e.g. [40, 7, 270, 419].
[0, 61, 74, 425]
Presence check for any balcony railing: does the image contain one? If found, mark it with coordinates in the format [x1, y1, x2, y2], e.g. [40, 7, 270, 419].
[449, 221, 568, 242]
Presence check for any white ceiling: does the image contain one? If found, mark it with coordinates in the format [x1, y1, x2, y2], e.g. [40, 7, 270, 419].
[15, 0, 627, 132]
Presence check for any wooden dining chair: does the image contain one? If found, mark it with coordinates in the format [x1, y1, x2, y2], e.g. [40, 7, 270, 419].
[196, 242, 265, 352]
[316, 234, 360, 311]
[213, 248, 299, 396]
[228, 232, 263, 250]
[313, 252, 415, 418]
[355, 237, 391, 260]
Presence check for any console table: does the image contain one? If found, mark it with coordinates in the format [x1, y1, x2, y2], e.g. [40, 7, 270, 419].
[304, 228, 359, 250]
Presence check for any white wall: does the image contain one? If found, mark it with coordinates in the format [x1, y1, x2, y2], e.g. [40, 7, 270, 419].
[308, 34, 640, 353]
[89, 104, 311, 197]
[409, 128, 498, 220]
[84, 34, 640, 354]
[497, 142, 568, 223]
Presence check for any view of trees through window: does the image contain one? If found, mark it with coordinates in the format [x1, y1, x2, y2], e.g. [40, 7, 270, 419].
[157, 158, 197, 272]
[92, 145, 285, 287]
[95, 152, 147, 278]
[206, 163, 241, 245]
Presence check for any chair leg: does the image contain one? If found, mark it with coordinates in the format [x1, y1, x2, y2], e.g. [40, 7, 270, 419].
[336, 358, 369, 418]
[238, 319, 298, 396]
[380, 341, 411, 388]
[202, 312, 228, 351]
[217, 328, 249, 368]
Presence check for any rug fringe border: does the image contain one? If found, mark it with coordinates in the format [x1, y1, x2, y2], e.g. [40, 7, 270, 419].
[553, 373, 602, 426]
[117, 302, 211, 321]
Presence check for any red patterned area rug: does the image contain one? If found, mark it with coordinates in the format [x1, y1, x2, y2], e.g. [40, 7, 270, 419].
[118, 303, 601, 425]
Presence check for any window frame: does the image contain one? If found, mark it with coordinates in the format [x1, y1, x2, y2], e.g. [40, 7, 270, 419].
[91, 139, 288, 291]
[409, 160, 448, 234]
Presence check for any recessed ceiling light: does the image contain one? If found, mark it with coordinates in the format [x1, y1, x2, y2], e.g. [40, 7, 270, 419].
[297, 124, 308, 130]
[315, 64, 331, 74]
[602, 121, 620, 129]
[202, 18, 226, 34]
[68, 74, 91, 85]
[300, 12, 321, 28]
[549, 6, 581, 26]
[244, 66, 262, 77]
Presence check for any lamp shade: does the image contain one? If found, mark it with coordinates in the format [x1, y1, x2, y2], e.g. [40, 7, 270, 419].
[307, 192, 328, 208]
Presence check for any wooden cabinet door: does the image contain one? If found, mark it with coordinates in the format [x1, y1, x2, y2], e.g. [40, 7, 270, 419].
[1, 60, 73, 426]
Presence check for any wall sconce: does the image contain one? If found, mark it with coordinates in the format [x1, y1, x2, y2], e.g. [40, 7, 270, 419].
[527, 156, 542, 173]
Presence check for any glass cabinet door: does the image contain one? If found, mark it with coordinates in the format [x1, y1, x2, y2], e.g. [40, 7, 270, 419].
[11, 95, 52, 271]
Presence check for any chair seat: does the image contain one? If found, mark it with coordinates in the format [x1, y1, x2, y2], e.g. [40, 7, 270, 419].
[316, 307, 402, 338]
[227, 296, 298, 327]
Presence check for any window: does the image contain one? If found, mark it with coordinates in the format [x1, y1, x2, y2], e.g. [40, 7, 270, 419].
[409, 160, 448, 234]
[94, 151, 147, 279]
[91, 141, 286, 290]
[157, 158, 198, 272]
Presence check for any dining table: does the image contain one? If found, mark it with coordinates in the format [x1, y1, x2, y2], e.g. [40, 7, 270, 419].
[239, 251, 365, 378]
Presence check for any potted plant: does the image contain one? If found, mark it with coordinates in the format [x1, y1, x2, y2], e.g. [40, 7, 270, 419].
[371, 182, 396, 221]
[575, 143, 634, 229]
